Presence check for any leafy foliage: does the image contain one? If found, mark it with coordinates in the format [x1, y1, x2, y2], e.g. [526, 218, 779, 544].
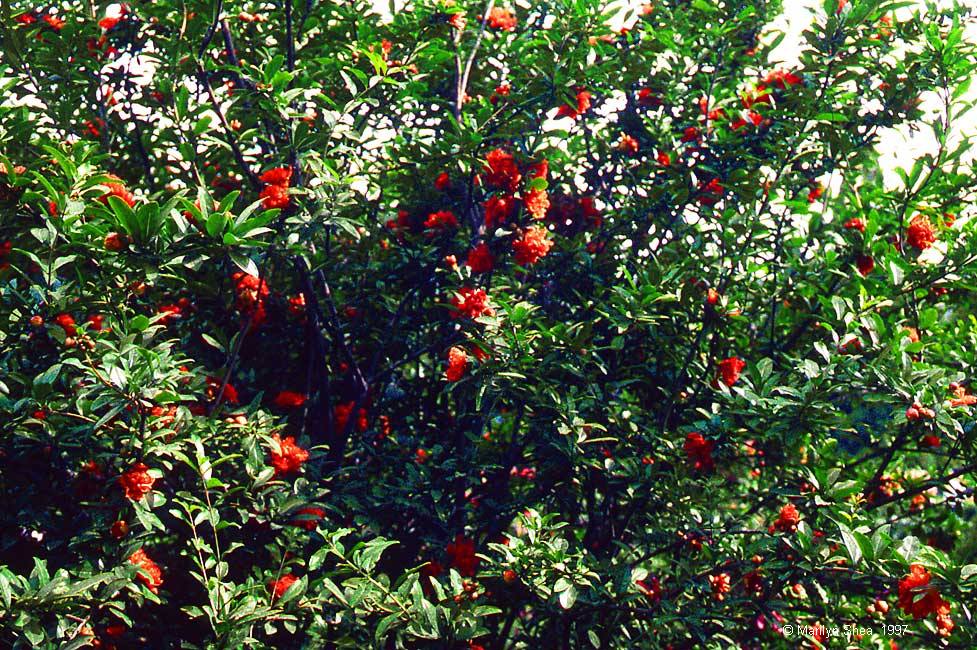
[1, 0, 977, 648]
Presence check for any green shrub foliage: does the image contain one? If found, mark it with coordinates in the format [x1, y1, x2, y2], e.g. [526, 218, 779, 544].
[1, 0, 977, 647]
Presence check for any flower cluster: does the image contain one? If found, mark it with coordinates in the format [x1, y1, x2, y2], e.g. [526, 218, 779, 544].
[897, 565, 953, 636]
[445, 346, 469, 382]
[119, 462, 155, 501]
[97, 175, 136, 208]
[269, 434, 310, 477]
[768, 503, 801, 534]
[450, 287, 494, 320]
[715, 357, 746, 387]
[128, 548, 164, 594]
[232, 272, 270, 327]
[259, 166, 292, 210]
[684, 432, 715, 473]
[512, 226, 554, 266]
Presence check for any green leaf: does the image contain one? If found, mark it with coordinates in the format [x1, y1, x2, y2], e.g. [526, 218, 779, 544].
[0, 572, 13, 608]
[896, 536, 921, 563]
[33, 363, 62, 388]
[559, 584, 577, 609]
[130, 315, 151, 332]
[357, 539, 398, 572]
[319, 577, 348, 605]
[838, 523, 861, 566]
[889, 258, 905, 286]
[230, 252, 259, 277]
[375, 613, 399, 641]
[960, 565, 977, 582]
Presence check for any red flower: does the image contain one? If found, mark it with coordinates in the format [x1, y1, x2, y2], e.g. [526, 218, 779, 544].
[897, 565, 950, 620]
[259, 167, 292, 210]
[937, 606, 955, 637]
[523, 188, 550, 220]
[855, 254, 875, 276]
[807, 184, 824, 203]
[110, 520, 129, 539]
[43, 14, 65, 31]
[445, 535, 479, 577]
[287, 293, 306, 317]
[716, 356, 746, 387]
[289, 506, 326, 531]
[486, 6, 517, 31]
[206, 375, 239, 404]
[743, 569, 764, 596]
[656, 151, 671, 166]
[232, 272, 269, 326]
[98, 176, 135, 207]
[906, 214, 936, 251]
[424, 210, 459, 231]
[680, 126, 701, 142]
[466, 242, 494, 273]
[949, 384, 977, 408]
[761, 69, 803, 90]
[259, 183, 290, 210]
[843, 218, 865, 232]
[450, 287, 493, 320]
[104, 232, 127, 251]
[741, 86, 772, 109]
[709, 573, 732, 601]
[259, 167, 292, 186]
[731, 110, 763, 131]
[273, 391, 307, 409]
[921, 434, 941, 448]
[83, 117, 105, 139]
[434, 172, 450, 190]
[617, 134, 639, 154]
[490, 82, 511, 104]
[484, 194, 515, 227]
[98, 16, 121, 31]
[512, 226, 553, 266]
[447, 13, 467, 30]
[637, 88, 661, 108]
[74, 460, 104, 499]
[87, 314, 105, 331]
[636, 576, 661, 604]
[156, 303, 184, 325]
[120, 462, 155, 501]
[269, 434, 310, 476]
[54, 313, 77, 336]
[483, 149, 521, 191]
[696, 178, 724, 205]
[446, 346, 469, 382]
[128, 548, 163, 593]
[333, 401, 368, 433]
[556, 90, 592, 119]
[527, 159, 548, 181]
[268, 573, 299, 600]
[99, 5, 126, 31]
[768, 503, 801, 534]
[684, 432, 715, 473]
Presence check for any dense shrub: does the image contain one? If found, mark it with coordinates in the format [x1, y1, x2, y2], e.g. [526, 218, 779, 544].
[1, 0, 977, 647]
